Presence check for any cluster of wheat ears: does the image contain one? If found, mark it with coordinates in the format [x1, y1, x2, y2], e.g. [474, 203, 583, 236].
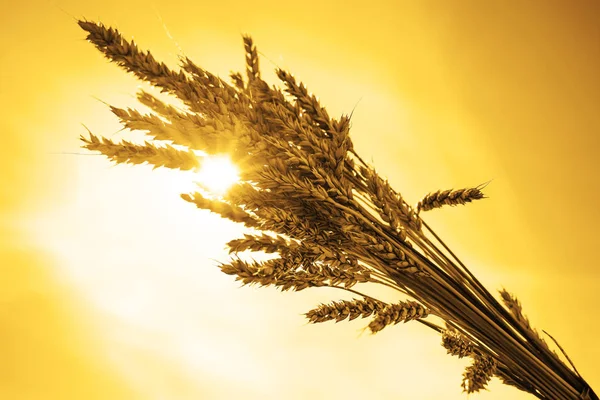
[77, 20, 596, 399]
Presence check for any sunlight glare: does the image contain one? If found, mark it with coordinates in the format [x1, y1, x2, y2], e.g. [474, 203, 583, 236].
[195, 155, 240, 195]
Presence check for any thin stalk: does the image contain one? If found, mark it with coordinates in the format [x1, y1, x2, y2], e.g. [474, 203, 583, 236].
[404, 252, 578, 399]
[421, 220, 586, 393]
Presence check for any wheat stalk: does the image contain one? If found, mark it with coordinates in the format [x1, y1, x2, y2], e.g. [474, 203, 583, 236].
[77, 19, 597, 400]
[416, 182, 489, 213]
[442, 329, 475, 359]
[367, 300, 429, 333]
[80, 130, 200, 170]
[305, 298, 387, 323]
[462, 354, 498, 394]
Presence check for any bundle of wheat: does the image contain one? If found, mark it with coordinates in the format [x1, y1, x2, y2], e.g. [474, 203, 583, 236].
[77, 20, 597, 399]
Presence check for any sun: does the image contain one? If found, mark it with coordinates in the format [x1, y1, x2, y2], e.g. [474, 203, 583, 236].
[195, 155, 240, 195]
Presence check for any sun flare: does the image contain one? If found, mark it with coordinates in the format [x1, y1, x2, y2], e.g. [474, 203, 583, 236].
[195, 155, 240, 195]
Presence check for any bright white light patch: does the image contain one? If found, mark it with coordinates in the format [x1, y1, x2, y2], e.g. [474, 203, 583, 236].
[196, 155, 240, 195]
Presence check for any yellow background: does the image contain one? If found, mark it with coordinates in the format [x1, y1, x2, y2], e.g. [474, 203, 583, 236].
[1, 1, 599, 399]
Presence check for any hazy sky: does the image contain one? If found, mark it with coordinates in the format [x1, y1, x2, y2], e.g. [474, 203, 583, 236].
[2, 1, 599, 399]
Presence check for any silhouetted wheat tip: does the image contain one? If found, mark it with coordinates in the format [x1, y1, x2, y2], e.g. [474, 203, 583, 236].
[275, 68, 334, 135]
[79, 21, 183, 92]
[230, 71, 245, 90]
[181, 192, 259, 227]
[81, 132, 200, 171]
[442, 329, 475, 358]
[368, 301, 428, 333]
[499, 289, 551, 353]
[227, 233, 296, 254]
[417, 185, 486, 213]
[305, 298, 387, 323]
[243, 35, 260, 83]
[462, 354, 497, 394]
[218, 258, 328, 291]
[499, 289, 530, 327]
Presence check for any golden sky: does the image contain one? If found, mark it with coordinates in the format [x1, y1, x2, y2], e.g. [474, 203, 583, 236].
[2, 1, 599, 399]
